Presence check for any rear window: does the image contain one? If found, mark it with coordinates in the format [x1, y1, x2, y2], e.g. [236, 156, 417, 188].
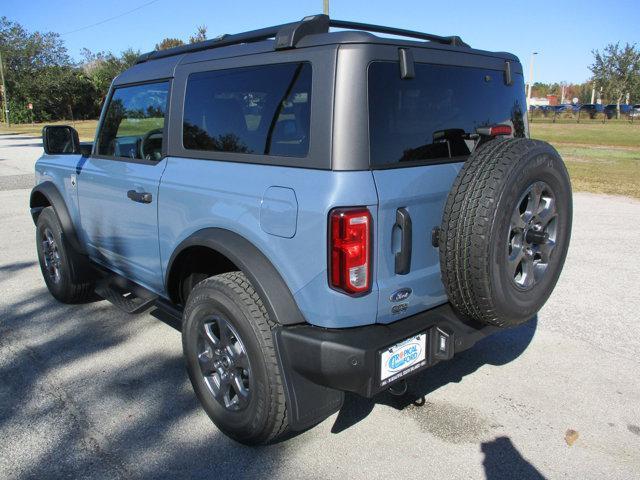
[368, 62, 526, 167]
[183, 62, 311, 158]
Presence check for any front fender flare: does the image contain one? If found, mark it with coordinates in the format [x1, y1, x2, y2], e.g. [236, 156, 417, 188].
[166, 228, 306, 326]
[30, 181, 86, 255]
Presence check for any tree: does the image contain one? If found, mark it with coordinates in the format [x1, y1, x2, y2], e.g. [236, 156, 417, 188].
[0, 17, 146, 123]
[531, 82, 552, 98]
[155, 38, 184, 50]
[573, 82, 593, 104]
[81, 48, 140, 113]
[0, 16, 80, 122]
[590, 43, 640, 118]
[156, 26, 207, 51]
[189, 25, 207, 44]
[531, 82, 562, 99]
[27, 66, 96, 121]
[0, 16, 214, 124]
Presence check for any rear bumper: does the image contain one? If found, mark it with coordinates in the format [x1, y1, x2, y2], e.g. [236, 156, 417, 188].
[274, 303, 499, 429]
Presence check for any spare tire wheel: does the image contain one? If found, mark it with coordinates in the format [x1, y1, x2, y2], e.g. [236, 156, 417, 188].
[439, 138, 572, 327]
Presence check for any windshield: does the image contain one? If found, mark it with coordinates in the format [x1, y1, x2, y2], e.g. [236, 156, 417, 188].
[368, 62, 527, 167]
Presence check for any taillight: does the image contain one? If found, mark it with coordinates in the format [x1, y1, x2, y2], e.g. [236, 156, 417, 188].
[329, 208, 372, 295]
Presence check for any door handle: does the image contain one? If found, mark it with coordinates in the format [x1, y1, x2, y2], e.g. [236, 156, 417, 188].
[394, 207, 412, 275]
[127, 190, 153, 204]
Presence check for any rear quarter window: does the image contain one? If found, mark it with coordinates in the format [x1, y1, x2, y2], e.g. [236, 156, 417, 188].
[368, 62, 527, 168]
[182, 62, 312, 158]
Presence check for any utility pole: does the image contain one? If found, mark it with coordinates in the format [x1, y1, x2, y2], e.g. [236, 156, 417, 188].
[526, 51, 538, 106]
[323, 0, 329, 15]
[0, 50, 9, 126]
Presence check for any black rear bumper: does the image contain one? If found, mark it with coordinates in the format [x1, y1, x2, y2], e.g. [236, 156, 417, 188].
[274, 303, 499, 430]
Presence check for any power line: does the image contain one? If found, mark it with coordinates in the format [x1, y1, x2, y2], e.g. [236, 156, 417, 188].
[61, 0, 163, 36]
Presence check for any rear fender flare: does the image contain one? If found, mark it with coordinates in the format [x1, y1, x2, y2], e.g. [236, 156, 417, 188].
[166, 228, 306, 326]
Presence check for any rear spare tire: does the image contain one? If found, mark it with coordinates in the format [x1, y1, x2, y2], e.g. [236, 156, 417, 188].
[439, 138, 572, 327]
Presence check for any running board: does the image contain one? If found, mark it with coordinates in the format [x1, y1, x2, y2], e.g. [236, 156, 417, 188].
[95, 279, 158, 314]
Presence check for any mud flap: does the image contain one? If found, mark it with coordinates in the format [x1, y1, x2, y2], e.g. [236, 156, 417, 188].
[273, 327, 345, 431]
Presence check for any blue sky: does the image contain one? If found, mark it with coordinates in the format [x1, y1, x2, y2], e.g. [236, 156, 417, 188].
[3, 0, 638, 84]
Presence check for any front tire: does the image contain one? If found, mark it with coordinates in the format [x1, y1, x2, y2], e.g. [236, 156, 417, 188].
[182, 272, 288, 445]
[36, 206, 95, 303]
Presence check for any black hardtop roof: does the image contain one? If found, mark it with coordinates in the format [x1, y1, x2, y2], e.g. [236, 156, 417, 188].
[114, 14, 519, 86]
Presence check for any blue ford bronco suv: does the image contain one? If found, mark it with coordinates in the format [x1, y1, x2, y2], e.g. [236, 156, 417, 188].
[31, 15, 572, 445]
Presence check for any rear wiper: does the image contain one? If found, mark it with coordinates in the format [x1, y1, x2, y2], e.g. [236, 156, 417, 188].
[432, 128, 478, 158]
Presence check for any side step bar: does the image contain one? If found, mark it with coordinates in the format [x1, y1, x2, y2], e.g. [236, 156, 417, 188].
[95, 277, 158, 314]
[154, 297, 184, 323]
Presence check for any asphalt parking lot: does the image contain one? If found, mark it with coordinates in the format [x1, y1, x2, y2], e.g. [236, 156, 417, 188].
[1, 134, 639, 479]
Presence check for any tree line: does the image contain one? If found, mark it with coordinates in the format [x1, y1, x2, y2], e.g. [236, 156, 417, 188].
[0, 17, 207, 124]
[529, 43, 640, 115]
[1, 16, 638, 124]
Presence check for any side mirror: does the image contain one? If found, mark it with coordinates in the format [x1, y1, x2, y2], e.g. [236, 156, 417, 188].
[42, 125, 81, 155]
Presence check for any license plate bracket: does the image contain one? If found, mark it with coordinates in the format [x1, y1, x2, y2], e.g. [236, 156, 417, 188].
[379, 332, 428, 387]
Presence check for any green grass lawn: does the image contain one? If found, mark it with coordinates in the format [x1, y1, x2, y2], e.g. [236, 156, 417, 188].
[0, 118, 164, 141]
[0, 119, 98, 141]
[529, 122, 640, 198]
[2, 119, 639, 198]
[530, 121, 640, 148]
[553, 145, 640, 198]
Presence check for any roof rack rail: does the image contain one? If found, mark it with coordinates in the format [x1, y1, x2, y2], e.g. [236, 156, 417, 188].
[135, 14, 468, 64]
[135, 14, 330, 64]
[329, 19, 469, 48]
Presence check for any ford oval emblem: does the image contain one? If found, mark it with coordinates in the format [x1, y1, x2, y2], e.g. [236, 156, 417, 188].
[390, 288, 412, 303]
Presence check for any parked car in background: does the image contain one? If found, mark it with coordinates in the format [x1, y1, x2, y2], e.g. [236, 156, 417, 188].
[604, 104, 632, 119]
[630, 104, 640, 118]
[537, 105, 554, 116]
[579, 104, 603, 119]
[554, 104, 579, 114]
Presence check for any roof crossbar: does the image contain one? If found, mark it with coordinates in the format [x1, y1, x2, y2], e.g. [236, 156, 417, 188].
[135, 14, 468, 64]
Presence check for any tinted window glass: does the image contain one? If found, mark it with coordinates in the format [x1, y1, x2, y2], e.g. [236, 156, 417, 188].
[97, 82, 169, 160]
[183, 62, 311, 157]
[368, 62, 526, 167]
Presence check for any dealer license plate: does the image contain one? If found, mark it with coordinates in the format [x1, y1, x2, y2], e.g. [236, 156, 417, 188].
[379, 332, 427, 387]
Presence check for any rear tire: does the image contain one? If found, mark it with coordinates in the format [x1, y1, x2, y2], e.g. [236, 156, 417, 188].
[182, 272, 288, 445]
[439, 138, 572, 327]
[36, 206, 95, 303]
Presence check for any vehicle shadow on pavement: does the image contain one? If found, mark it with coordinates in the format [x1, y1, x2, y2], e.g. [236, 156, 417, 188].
[0, 260, 37, 274]
[332, 316, 539, 433]
[0, 290, 291, 480]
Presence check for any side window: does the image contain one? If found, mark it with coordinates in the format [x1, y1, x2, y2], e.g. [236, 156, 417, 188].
[97, 81, 169, 161]
[183, 62, 312, 158]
